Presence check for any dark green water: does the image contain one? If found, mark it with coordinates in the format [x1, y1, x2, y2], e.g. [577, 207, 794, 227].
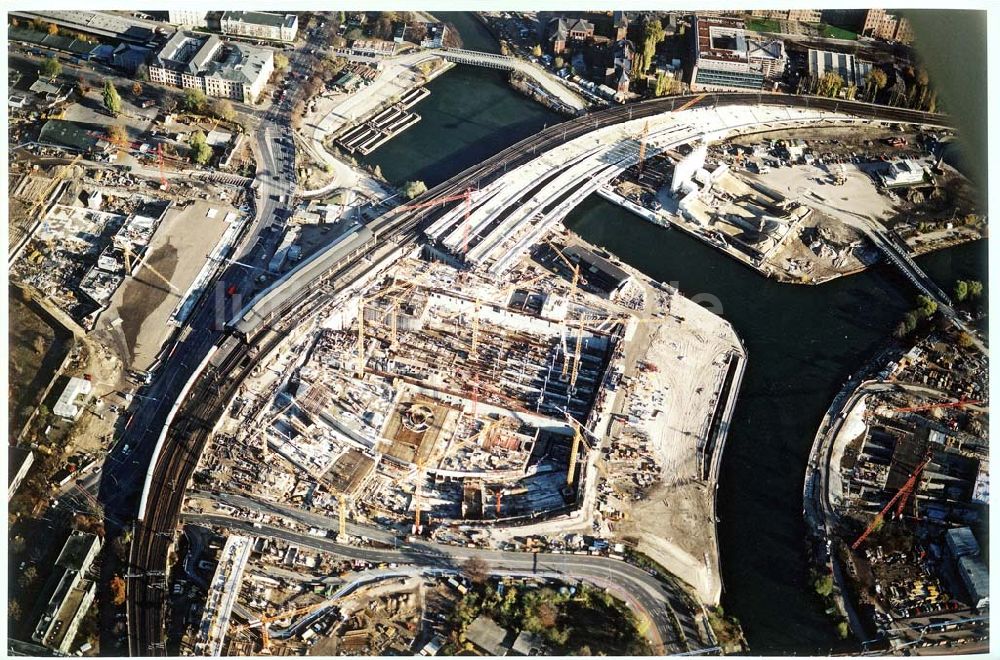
[564, 197, 987, 653]
[360, 66, 563, 187]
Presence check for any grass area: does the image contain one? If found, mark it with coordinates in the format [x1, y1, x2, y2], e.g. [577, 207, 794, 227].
[746, 19, 781, 33]
[816, 23, 858, 40]
[446, 579, 650, 655]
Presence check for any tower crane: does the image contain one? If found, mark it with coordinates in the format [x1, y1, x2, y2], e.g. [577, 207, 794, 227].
[28, 154, 82, 224]
[116, 239, 183, 295]
[892, 399, 983, 414]
[400, 187, 475, 254]
[636, 120, 650, 180]
[851, 455, 932, 550]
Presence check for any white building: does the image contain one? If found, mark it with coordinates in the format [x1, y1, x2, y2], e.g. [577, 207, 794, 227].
[167, 10, 208, 28]
[747, 38, 786, 80]
[150, 31, 274, 104]
[53, 377, 93, 420]
[879, 159, 926, 188]
[221, 11, 298, 43]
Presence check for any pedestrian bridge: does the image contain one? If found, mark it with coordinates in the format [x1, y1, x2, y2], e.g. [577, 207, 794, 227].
[432, 48, 515, 70]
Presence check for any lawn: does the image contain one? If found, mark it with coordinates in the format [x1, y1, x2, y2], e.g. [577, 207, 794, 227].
[816, 23, 859, 40]
[746, 19, 781, 34]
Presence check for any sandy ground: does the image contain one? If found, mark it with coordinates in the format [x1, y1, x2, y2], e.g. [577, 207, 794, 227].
[93, 200, 234, 371]
[615, 289, 743, 605]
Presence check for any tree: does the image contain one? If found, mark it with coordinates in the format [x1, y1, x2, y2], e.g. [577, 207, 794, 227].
[536, 601, 558, 627]
[462, 557, 489, 585]
[532, 44, 543, 58]
[967, 280, 983, 298]
[103, 80, 122, 116]
[954, 280, 969, 302]
[916, 295, 938, 318]
[373, 164, 383, 179]
[47, 22, 59, 35]
[8, 599, 22, 623]
[189, 130, 212, 165]
[639, 17, 666, 72]
[211, 98, 236, 122]
[814, 573, 834, 597]
[107, 123, 129, 147]
[865, 68, 887, 101]
[957, 332, 974, 348]
[818, 72, 844, 98]
[110, 575, 127, 606]
[182, 87, 207, 113]
[345, 27, 363, 41]
[19, 566, 38, 589]
[836, 620, 849, 639]
[275, 52, 290, 71]
[76, 76, 90, 97]
[136, 64, 149, 82]
[401, 180, 427, 199]
[39, 56, 61, 79]
[131, 81, 143, 98]
[554, 56, 565, 70]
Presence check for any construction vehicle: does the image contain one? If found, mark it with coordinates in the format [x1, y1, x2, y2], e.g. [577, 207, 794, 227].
[851, 455, 932, 550]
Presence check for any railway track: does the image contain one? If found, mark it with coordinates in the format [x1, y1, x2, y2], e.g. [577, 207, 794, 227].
[127, 91, 948, 655]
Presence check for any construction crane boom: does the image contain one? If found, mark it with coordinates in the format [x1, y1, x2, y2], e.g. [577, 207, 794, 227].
[636, 120, 650, 180]
[851, 455, 932, 550]
[893, 399, 983, 414]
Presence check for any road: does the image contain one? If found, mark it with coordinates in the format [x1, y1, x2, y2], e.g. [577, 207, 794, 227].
[124, 91, 951, 655]
[182, 512, 686, 652]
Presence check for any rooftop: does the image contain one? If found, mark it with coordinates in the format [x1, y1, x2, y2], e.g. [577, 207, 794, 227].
[466, 615, 511, 656]
[38, 120, 102, 153]
[222, 10, 296, 30]
[55, 530, 101, 571]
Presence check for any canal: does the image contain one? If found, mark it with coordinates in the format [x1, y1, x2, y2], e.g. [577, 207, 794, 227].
[356, 13, 989, 654]
[564, 198, 986, 653]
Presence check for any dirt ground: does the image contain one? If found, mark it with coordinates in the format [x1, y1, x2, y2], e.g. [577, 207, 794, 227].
[8, 290, 72, 437]
[93, 200, 235, 371]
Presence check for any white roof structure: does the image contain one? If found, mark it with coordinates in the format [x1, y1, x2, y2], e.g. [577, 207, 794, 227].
[53, 377, 93, 420]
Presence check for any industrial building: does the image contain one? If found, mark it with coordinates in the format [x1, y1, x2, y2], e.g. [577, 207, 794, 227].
[9, 446, 34, 500]
[221, 11, 299, 43]
[807, 48, 874, 90]
[53, 377, 94, 420]
[38, 120, 110, 155]
[690, 15, 786, 91]
[32, 532, 102, 654]
[149, 31, 274, 104]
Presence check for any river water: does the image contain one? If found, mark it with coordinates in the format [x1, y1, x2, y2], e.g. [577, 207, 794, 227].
[357, 14, 988, 653]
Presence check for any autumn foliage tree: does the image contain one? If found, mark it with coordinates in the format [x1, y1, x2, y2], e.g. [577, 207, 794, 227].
[111, 575, 127, 606]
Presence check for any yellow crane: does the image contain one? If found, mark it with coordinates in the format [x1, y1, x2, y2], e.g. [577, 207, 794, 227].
[29, 154, 82, 224]
[232, 596, 341, 653]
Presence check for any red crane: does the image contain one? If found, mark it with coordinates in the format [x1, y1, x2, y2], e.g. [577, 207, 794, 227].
[402, 188, 474, 254]
[157, 143, 169, 190]
[851, 455, 932, 550]
[893, 399, 982, 414]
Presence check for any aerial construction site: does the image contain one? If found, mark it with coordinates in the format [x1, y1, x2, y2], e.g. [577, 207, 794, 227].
[178, 217, 745, 652]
